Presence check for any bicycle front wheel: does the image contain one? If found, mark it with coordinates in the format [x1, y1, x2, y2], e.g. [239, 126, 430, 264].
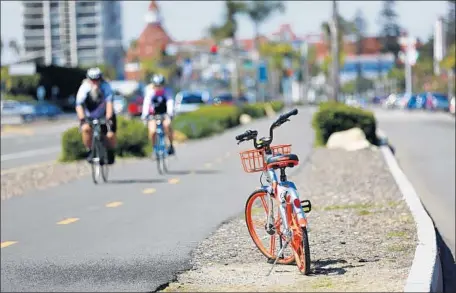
[290, 210, 311, 275]
[245, 190, 295, 265]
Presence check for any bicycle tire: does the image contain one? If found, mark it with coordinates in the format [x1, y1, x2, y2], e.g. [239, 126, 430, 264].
[245, 189, 295, 265]
[289, 210, 311, 275]
[91, 139, 101, 184]
[100, 142, 109, 183]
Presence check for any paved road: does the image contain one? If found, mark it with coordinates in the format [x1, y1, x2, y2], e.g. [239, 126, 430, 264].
[1, 120, 78, 170]
[1, 107, 315, 292]
[373, 108, 456, 292]
[374, 109, 455, 258]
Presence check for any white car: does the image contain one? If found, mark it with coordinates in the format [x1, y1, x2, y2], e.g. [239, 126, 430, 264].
[450, 96, 455, 115]
[174, 91, 211, 115]
[1, 99, 36, 122]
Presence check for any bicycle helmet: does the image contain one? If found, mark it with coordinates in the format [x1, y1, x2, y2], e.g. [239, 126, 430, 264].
[87, 67, 103, 81]
[151, 74, 165, 86]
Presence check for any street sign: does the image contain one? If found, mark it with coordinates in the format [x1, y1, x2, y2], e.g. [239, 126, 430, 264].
[258, 61, 268, 83]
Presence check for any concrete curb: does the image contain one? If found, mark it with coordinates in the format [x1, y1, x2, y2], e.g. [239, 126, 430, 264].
[380, 144, 443, 292]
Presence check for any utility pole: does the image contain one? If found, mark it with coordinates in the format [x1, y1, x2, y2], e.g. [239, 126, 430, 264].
[330, 0, 340, 102]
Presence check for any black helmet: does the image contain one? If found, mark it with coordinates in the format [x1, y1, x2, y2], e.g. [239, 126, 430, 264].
[151, 74, 165, 86]
[87, 67, 103, 80]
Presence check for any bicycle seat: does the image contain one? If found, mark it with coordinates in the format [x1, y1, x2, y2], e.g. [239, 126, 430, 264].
[266, 153, 299, 170]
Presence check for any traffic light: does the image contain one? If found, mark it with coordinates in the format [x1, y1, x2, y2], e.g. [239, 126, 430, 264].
[210, 44, 218, 55]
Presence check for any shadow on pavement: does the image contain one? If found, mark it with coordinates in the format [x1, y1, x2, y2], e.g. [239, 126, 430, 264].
[107, 178, 168, 184]
[311, 258, 365, 276]
[437, 230, 456, 293]
[165, 169, 222, 176]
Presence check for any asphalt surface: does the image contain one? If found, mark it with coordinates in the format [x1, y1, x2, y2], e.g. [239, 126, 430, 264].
[1, 107, 315, 292]
[1, 119, 78, 170]
[373, 108, 456, 292]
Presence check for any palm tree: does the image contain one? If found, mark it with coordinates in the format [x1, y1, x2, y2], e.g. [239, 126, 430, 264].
[245, 1, 285, 51]
[208, 0, 246, 41]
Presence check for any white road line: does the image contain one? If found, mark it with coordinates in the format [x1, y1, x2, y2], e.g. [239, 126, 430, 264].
[1, 146, 61, 162]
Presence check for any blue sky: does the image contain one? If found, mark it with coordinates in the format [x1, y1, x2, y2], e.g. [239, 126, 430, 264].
[1, 1, 450, 64]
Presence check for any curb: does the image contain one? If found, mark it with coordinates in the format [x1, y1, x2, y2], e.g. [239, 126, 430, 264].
[380, 144, 443, 292]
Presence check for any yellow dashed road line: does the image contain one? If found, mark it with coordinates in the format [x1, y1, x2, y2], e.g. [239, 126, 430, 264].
[1, 241, 17, 248]
[215, 158, 223, 163]
[56, 218, 79, 225]
[168, 178, 180, 184]
[204, 163, 212, 168]
[105, 201, 123, 208]
[143, 188, 156, 194]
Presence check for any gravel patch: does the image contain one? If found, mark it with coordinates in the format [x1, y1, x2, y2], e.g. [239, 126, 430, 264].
[1, 158, 140, 201]
[161, 147, 417, 292]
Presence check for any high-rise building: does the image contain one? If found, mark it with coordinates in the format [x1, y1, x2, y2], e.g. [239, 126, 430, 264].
[21, 0, 124, 78]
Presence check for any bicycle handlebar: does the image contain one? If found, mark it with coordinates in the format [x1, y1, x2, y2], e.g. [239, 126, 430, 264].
[235, 108, 298, 147]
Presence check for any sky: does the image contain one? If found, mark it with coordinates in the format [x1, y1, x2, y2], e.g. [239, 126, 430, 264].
[0, 0, 450, 64]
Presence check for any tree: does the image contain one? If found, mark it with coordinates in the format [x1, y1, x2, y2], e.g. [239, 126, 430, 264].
[378, 0, 402, 61]
[446, 0, 455, 50]
[320, 15, 354, 76]
[353, 9, 367, 94]
[245, 1, 285, 51]
[207, 0, 247, 41]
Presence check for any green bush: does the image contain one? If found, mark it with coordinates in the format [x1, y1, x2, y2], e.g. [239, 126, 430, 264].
[60, 101, 286, 161]
[172, 105, 242, 139]
[269, 101, 285, 112]
[1, 93, 37, 103]
[311, 101, 378, 147]
[60, 116, 151, 162]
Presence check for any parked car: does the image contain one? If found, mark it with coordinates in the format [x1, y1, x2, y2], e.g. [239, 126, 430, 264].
[174, 91, 211, 115]
[113, 94, 127, 114]
[127, 95, 144, 117]
[427, 93, 450, 112]
[0, 99, 36, 122]
[33, 101, 63, 119]
[450, 96, 455, 114]
[213, 93, 234, 105]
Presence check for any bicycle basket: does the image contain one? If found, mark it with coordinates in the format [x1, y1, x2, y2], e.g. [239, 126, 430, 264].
[239, 144, 292, 173]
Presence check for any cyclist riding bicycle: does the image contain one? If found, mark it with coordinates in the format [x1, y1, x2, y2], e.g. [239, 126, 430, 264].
[75, 67, 117, 164]
[141, 74, 175, 155]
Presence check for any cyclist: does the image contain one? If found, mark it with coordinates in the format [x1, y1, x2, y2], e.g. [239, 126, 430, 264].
[75, 67, 117, 164]
[141, 74, 175, 155]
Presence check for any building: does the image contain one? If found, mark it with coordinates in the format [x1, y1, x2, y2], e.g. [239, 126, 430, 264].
[124, 0, 173, 80]
[21, 0, 124, 77]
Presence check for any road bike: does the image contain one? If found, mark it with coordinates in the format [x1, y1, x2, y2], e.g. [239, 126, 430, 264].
[148, 114, 169, 174]
[235, 108, 312, 275]
[88, 117, 110, 184]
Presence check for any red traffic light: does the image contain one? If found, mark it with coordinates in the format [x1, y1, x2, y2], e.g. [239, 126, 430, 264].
[210, 45, 218, 54]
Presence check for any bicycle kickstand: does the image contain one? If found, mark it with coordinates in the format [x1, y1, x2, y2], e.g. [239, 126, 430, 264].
[266, 239, 290, 276]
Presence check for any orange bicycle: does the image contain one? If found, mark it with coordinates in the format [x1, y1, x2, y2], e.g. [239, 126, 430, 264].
[235, 108, 312, 275]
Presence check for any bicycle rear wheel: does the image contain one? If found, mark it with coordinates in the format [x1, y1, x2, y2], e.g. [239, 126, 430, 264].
[245, 190, 295, 265]
[289, 209, 311, 275]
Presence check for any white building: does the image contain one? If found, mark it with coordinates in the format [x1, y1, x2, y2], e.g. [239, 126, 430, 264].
[21, 0, 124, 77]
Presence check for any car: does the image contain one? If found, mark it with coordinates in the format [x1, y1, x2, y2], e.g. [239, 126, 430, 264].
[1, 99, 36, 122]
[113, 94, 127, 114]
[174, 91, 211, 115]
[33, 101, 63, 120]
[127, 95, 144, 117]
[424, 92, 449, 112]
[406, 94, 423, 110]
[213, 93, 234, 105]
[449, 96, 455, 114]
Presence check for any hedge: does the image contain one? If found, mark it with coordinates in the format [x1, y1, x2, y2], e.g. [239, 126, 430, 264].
[311, 101, 378, 146]
[60, 102, 284, 162]
[60, 116, 151, 162]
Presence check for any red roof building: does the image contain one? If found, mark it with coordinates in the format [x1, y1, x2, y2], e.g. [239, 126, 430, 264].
[124, 1, 173, 80]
